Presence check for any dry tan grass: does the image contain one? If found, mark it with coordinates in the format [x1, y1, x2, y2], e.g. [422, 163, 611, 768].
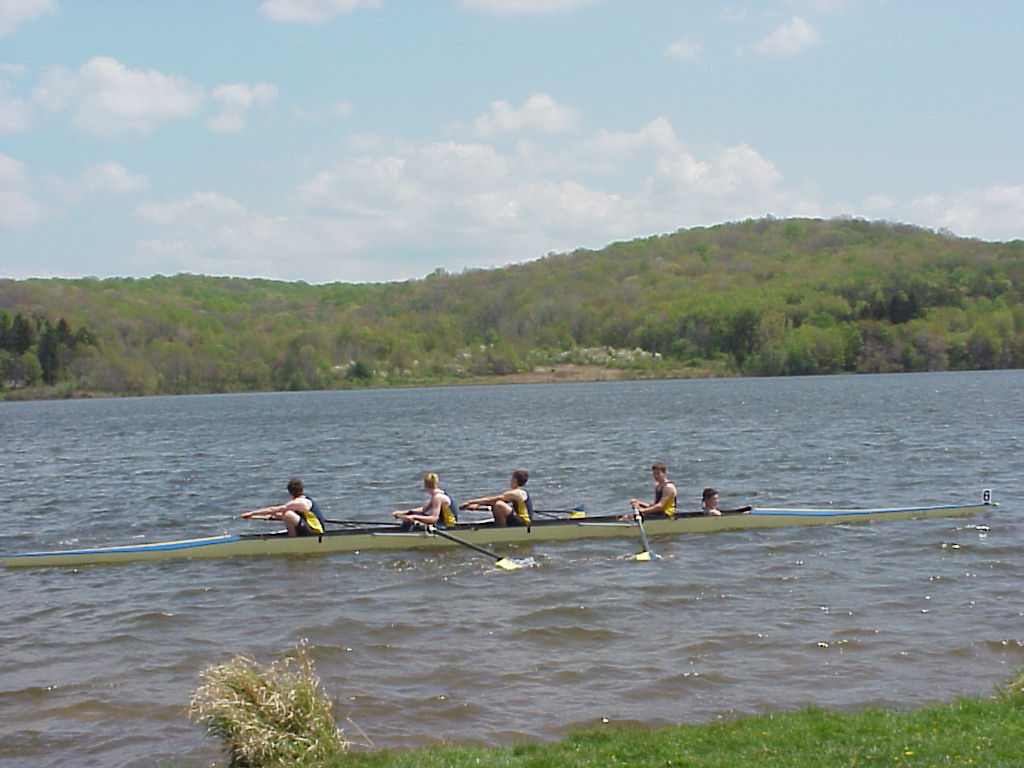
[189, 638, 346, 767]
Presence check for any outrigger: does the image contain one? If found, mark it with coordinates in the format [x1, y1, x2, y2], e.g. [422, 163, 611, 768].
[2, 492, 997, 569]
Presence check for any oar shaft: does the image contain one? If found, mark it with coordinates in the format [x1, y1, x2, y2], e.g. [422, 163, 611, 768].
[635, 514, 652, 552]
[630, 505, 659, 561]
[424, 525, 503, 561]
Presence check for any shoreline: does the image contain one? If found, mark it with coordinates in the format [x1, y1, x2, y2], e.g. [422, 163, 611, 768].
[203, 681, 1024, 768]
[4, 364, 1021, 403]
[0, 362, 733, 402]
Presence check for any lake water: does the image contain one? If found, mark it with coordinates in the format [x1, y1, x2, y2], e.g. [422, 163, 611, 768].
[1, 371, 1021, 767]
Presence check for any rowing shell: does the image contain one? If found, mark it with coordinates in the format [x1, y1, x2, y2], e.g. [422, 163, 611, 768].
[2, 499, 996, 569]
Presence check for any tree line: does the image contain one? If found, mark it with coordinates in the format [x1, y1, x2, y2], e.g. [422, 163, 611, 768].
[0, 311, 96, 388]
[1, 217, 1022, 398]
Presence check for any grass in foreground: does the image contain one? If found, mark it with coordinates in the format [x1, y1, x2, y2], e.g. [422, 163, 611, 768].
[323, 696, 1024, 768]
[189, 653, 1024, 768]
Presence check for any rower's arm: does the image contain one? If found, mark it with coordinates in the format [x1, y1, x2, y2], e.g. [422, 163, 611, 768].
[636, 483, 676, 515]
[460, 493, 502, 509]
[242, 503, 286, 519]
[242, 498, 306, 519]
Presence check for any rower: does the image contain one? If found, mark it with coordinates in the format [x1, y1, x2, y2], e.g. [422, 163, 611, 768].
[629, 462, 677, 519]
[241, 478, 325, 537]
[702, 487, 722, 516]
[392, 473, 457, 530]
[460, 469, 532, 528]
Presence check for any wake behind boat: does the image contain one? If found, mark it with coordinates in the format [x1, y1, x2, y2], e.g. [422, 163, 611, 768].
[3, 494, 997, 569]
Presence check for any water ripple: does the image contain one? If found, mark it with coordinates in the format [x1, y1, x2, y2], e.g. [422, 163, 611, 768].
[0, 372, 1021, 766]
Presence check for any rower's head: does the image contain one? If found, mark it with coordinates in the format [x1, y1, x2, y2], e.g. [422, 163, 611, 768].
[702, 488, 719, 508]
[422, 472, 439, 490]
[287, 478, 304, 497]
[511, 469, 528, 488]
[651, 462, 667, 481]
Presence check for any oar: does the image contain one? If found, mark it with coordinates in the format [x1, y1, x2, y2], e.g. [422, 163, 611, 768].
[324, 518, 402, 527]
[631, 505, 661, 562]
[415, 522, 522, 571]
[532, 506, 587, 519]
[462, 506, 585, 520]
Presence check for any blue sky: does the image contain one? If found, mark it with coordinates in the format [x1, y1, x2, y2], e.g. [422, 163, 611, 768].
[1, 0, 1022, 283]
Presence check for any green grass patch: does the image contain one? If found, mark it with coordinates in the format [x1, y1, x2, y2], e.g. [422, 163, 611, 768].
[323, 698, 1023, 768]
[189, 664, 1024, 768]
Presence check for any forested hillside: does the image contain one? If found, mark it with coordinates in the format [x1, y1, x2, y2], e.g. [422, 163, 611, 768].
[2, 217, 1022, 398]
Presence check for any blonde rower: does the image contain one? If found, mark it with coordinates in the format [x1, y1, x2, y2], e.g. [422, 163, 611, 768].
[392, 473, 457, 529]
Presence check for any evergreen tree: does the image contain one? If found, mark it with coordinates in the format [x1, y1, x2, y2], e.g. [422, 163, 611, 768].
[37, 323, 62, 385]
[10, 313, 34, 355]
[0, 310, 9, 352]
[56, 317, 74, 347]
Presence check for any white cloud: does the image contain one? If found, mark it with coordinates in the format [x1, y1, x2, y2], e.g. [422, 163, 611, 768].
[708, 143, 782, 193]
[0, 152, 149, 230]
[207, 82, 278, 132]
[331, 99, 354, 116]
[77, 162, 149, 195]
[754, 15, 820, 56]
[136, 191, 248, 226]
[902, 185, 1024, 242]
[133, 191, 370, 280]
[129, 112, 805, 282]
[33, 56, 205, 136]
[260, 0, 379, 24]
[665, 37, 701, 61]
[104, 101, 1024, 283]
[459, 0, 602, 14]
[474, 93, 580, 136]
[35, 161, 147, 211]
[299, 141, 510, 217]
[0, 152, 44, 227]
[0, 79, 33, 133]
[0, 0, 54, 37]
[575, 117, 686, 179]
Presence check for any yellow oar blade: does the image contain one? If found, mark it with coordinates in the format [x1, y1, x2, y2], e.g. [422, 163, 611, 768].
[495, 558, 522, 571]
[634, 551, 651, 562]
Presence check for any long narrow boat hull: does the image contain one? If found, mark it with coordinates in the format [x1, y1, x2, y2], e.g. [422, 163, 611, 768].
[2, 501, 996, 569]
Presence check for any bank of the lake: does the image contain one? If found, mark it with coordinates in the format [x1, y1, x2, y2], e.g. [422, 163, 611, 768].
[0, 360, 736, 402]
[195, 684, 1024, 768]
[331, 699, 1024, 768]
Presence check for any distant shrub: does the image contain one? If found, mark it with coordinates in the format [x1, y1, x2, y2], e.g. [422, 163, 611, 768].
[189, 638, 345, 767]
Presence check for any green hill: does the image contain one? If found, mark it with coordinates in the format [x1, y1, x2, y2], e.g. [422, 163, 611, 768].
[2, 217, 1022, 398]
